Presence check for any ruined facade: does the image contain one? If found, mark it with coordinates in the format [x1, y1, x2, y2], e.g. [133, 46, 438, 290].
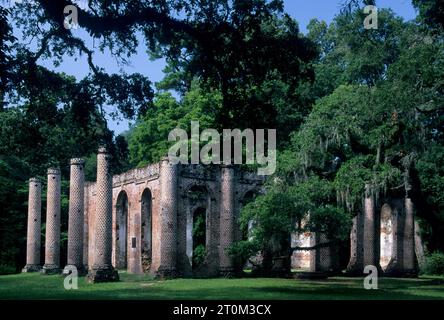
[23, 148, 420, 280]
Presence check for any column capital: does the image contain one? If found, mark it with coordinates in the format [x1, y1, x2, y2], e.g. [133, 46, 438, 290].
[98, 145, 109, 154]
[70, 158, 85, 166]
[29, 177, 40, 184]
[47, 167, 61, 176]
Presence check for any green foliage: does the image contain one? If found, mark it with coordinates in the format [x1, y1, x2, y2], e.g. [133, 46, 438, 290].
[193, 213, 205, 240]
[307, 9, 404, 97]
[0, 155, 29, 270]
[128, 82, 221, 166]
[233, 5, 444, 273]
[233, 177, 350, 272]
[1, 0, 444, 273]
[413, 0, 444, 31]
[192, 206, 206, 268]
[422, 252, 444, 275]
[417, 145, 444, 214]
[307, 206, 352, 243]
[227, 240, 261, 265]
[192, 244, 206, 268]
[0, 265, 16, 275]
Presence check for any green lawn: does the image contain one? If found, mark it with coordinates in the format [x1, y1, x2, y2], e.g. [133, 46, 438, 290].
[0, 272, 443, 300]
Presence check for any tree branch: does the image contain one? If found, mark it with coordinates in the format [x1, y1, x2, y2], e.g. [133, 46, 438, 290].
[36, 0, 198, 38]
[291, 241, 335, 251]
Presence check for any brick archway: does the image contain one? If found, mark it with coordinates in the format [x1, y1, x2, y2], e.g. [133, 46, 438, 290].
[141, 188, 153, 273]
[115, 190, 129, 269]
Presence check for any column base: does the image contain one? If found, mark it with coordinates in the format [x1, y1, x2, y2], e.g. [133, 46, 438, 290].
[219, 267, 235, 278]
[296, 271, 329, 280]
[41, 264, 61, 274]
[383, 265, 419, 278]
[63, 264, 87, 276]
[87, 265, 119, 283]
[155, 266, 178, 279]
[22, 264, 41, 272]
[345, 261, 364, 276]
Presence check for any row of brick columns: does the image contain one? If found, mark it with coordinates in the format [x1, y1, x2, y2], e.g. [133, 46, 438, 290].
[23, 149, 238, 280]
[22, 147, 119, 282]
[309, 184, 417, 276]
[22, 162, 86, 274]
[22, 168, 62, 274]
[345, 185, 417, 276]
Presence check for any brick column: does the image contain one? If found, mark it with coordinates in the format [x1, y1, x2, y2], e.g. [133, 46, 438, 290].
[414, 221, 426, 270]
[87, 147, 119, 283]
[219, 165, 235, 276]
[310, 233, 339, 273]
[63, 158, 85, 275]
[346, 214, 364, 274]
[42, 168, 61, 274]
[363, 185, 379, 269]
[403, 197, 417, 275]
[157, 157, 178, 278]
[383, 198, 403, 275]
[22, 178, 42, 272]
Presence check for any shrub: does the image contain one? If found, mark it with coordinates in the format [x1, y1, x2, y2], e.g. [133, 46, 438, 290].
[193, 244, 206, 267]
[0, 264, 17, 275]
[422, 252, 444, 275]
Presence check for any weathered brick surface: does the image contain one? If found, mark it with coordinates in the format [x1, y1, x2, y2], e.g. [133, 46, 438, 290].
[346, 213, 365, 274]
[291, 218, 311, 270]
[403, 198, 416, 273]
[81, 162, 264, 278]
[155, 158, 178, 277]
[64, 159, 85, 274]
[42, 168, 61, 274]
[219, 166, 235, 276]
[378, 198, 418, 276]
[87, 147, 118, 282]
[345, 196, 419, 277]
[380, 203, 394, 270]
[291, 231, 311, 270]
[310, 233, 339, 273]
[363, 194, 380, 269]
[23, 178, 42, 272]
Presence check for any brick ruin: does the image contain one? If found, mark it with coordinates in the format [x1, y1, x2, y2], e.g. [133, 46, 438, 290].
[23, 147, 420, 281]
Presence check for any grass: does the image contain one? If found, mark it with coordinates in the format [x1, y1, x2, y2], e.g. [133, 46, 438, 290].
[0, 272, 444, 300]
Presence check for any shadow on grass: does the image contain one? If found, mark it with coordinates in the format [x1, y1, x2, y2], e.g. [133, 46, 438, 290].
[0, 274, 443, 300]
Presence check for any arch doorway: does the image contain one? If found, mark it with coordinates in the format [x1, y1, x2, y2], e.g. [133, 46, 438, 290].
[115, 191, 128, 269]
[192, 207, 206, 270]
[141, 188, 152, 273]
[185, 185, 210, 272]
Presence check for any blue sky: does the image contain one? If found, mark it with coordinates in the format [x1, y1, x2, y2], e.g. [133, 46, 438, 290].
[32, 0, 417, 134]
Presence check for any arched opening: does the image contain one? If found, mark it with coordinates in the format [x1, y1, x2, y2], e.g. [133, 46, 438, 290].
[116, 191, 128, 269]
[380, 203, 394, 270]
[192, 207, 206, 270]
[141, 188, 152, 273]
[240, 190, 259, 270]
[186, 185, 209, 272]
[240, 190, 257, 241]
